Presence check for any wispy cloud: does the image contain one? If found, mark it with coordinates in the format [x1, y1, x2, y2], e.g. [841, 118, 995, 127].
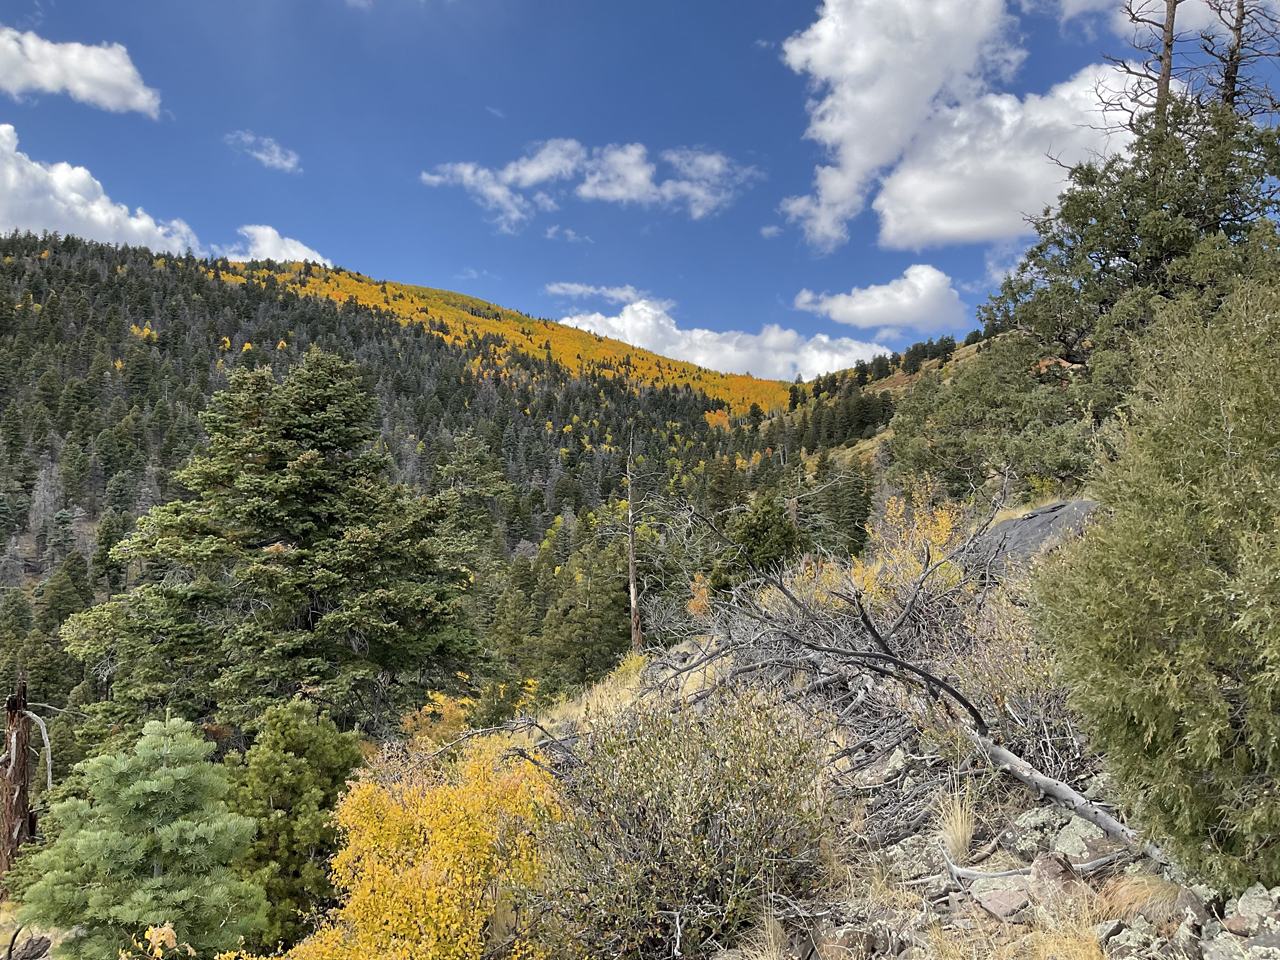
[225, 130, 302, 173]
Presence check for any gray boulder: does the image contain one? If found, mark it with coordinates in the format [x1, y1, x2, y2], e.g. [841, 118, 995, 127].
[974, 500, 1097, 577]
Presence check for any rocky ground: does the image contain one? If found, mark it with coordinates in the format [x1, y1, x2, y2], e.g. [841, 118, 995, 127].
[715, 750, 1271, 960]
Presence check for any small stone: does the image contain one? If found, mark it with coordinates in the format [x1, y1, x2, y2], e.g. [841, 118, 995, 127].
[1172, 918, 1204, 960]
[1107, 925, 1154, 960]
[1029, 851, 1087, 903]
[1095, 918, 1126, 944]
[970, 877, 1032, 921]
[1002, 806, 1071, 862]
[1227, 913, 1260, 937]
[1177, 887, 1210, 929]
[814, 924, 875, 959]
[1051, 815, 1107, 859]
[1203, 937, 1248, 960]
[1245, 929, 1280, 959]
[1239, 884, 1278, 923]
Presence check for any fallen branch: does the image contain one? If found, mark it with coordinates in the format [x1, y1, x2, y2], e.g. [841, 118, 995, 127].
[964, 729, 1164, 861]
[938, 839, 1128, 882]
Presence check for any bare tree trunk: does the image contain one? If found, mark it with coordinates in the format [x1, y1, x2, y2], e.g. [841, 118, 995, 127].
[0, 681, 31, 898]
[1156, 0, 1180, 131]
[626, 445, 642, 655]
[1222, 0, 1246, 105]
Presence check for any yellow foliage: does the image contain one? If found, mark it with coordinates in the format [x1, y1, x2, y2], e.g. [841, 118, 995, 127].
[129, 323, 156, 341]
[222, 262, 790, 415]
[400, 692, 474, 749]
[852, 475, 966, 602]
[287, 736, 556, 960]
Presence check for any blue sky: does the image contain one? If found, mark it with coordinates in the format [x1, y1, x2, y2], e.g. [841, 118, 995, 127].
[1, 0, 1161, 379]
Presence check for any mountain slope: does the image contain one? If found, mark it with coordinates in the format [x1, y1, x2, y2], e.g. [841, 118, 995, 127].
[223, 261, 792, 415]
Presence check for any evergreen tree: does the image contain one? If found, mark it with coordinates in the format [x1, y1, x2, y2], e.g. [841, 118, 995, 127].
[92, 509, 125, 594]
[1036, 271, 1280, 888]
[16, 718, 267, 959]
[63, 352, 470, 737]
[61, 353, 471, 737]
[227, 701, 362, 951]
[536, 540, 630, 690]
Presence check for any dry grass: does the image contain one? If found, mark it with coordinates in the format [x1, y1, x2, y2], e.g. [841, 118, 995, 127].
[536, 652, 648, 729]
[740, 905, 789, 960]
[937, 786, 977, 864]
[1098, 873, 1182, 923]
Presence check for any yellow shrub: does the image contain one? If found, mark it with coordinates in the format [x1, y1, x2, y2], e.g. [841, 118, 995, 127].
[287, 736, 556, 960]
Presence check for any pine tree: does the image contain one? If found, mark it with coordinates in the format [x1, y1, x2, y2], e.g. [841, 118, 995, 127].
[16, 718, 267, 959]
[227, 701, 362, 951]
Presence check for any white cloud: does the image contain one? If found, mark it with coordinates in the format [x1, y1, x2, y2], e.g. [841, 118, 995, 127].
[780, 0, 1017, 251]
[422, 138, 586, 232]
[0, 25, 160, 117]
[0, 123, 199, 252]
[760, 225, 782, 238]
[576, 142, 657, 205]
[873, 63, 1131, 248]
[423, 138, 757, 230]
[564, 301, 885, 380]
[575, 143, 759, 219]
[794, 264, 966, 333]
[545, 282, 645, 303]
[225, 130, 302, 173]
[556, 286, 886, 379]
[218, 225, 330, 265]
[545, 224, 592, 242]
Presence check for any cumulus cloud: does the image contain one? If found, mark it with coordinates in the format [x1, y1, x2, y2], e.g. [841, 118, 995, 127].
[0, 25, 160, 117]
[422, 138, 757, 231]
[780, 0, 1017, 251]
[0, 123, 199, 252]
[555, 286, 886, 380]
[217, 225, 330, 265]
[778, 0, 1140, 252]
[225, 130, 302, 173]
[793, 264, 966, 334]
[873, 63, 1131, 248]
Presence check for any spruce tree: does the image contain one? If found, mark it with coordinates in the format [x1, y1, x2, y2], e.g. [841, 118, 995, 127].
[16, 718, 267, 959]
[63, 351, 469, 737]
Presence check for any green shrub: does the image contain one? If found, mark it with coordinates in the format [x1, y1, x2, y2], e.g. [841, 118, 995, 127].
[532, 693, 829, 959]
[227, 701, 363, 952]
[1035, 278, 1280, 889]
[16, 718, 267, 959]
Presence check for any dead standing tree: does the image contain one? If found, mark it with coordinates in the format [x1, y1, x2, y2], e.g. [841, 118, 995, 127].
[0, 680, 53, 899]
[1103, 0, 1189, 132]
[0, 681, 30, 895]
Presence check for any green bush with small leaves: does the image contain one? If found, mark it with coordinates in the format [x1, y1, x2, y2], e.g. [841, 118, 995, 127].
[532, 693, 829, 959]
